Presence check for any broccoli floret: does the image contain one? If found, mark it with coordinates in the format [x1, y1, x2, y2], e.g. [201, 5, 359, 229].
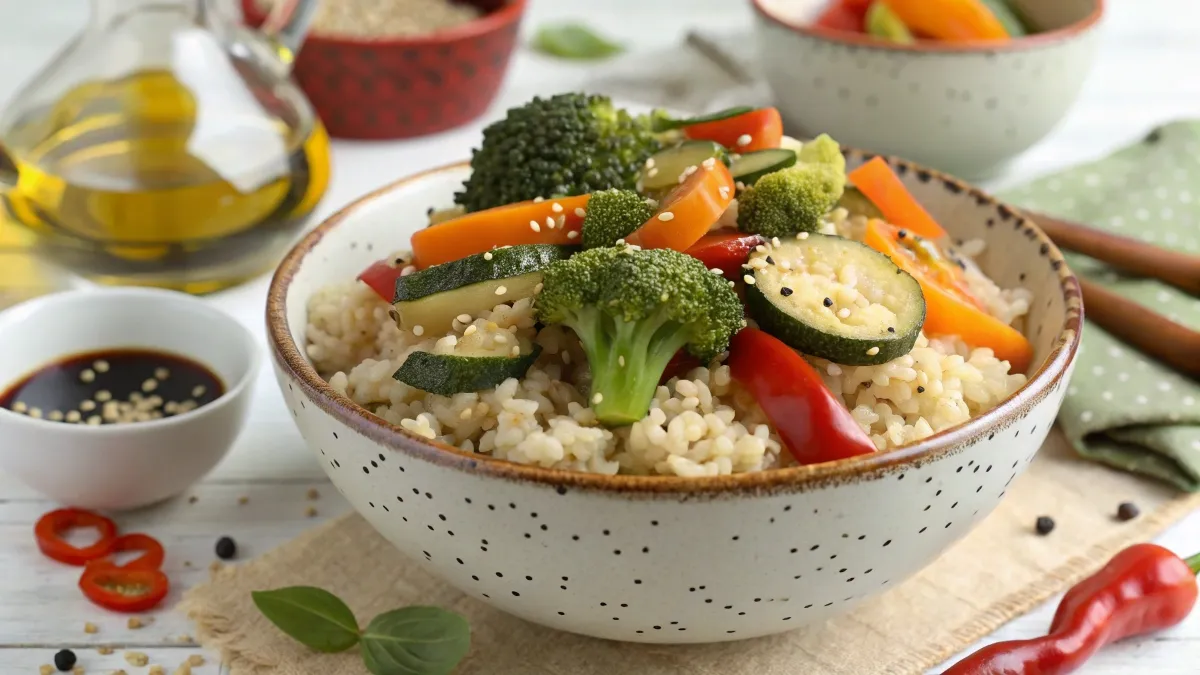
[454, 93, 664, 213]
[536, 246, 745, 426]
[737, 133, 847, 238]
[580, 189, 655, 249]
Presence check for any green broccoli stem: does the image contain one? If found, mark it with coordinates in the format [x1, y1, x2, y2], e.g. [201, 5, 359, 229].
[570, 310, 691, 427]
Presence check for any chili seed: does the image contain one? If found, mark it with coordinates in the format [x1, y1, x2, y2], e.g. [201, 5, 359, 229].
[215, 536, 237, 560]
[1035, 516, 1055, 535]
[54, 649, 76, 671]
[1116, 502, 1140, 521]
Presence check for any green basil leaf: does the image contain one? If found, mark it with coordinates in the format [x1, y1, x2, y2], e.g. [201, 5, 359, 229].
[360, 606, 471, 675]
[532, 24, 623, 60]
[251, 586, 361, 653]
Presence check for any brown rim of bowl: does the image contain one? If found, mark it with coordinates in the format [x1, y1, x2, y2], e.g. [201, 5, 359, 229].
[242, 0, 528, 48]
[750, 0, 1104, 54]
[267, 152, 1083, 495]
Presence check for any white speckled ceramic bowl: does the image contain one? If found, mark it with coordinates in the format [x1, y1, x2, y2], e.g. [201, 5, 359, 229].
[266, 151, 1082, 644]
[752, 0, 1104, 180]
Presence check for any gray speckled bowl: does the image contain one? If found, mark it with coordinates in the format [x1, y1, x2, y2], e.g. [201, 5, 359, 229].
[266, 151, 1082, 644]
[752, 0, 1104, 180]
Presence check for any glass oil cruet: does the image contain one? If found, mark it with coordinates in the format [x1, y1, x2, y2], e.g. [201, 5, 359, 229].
[0, 0, 330, 296]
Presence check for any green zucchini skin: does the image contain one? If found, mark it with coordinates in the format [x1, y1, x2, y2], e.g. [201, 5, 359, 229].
[650, 106, 754, 132]
[744, 234, 925, 366]
[393, 344, 544, 396]
[729, 149, 797, 186]
[837, 186, 884, 220]
[392, 245, 576, 334]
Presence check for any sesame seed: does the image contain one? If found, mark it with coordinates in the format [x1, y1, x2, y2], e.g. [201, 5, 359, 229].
[574, 207, 587, 218]
[494, 334, 507, 344]
[658, 212, 675, 222]
[29, 407, 43, 419]
[823, 297, 833, 307]
[86, 416, 102, 426]
[867, 347, 880, 356]
[780, 259, 792, 270]
[648, 167, 659, 178]
[743, 275, 756, 285]
[898, 230, 908, 239]
[660, 292, 670, 301]
[780, 287, 793, 296]
[154, 367, 170, 380]
[736, 134, 752, 147]
[456, 314, 472, 324]
[719, 186, 730, 199]
[771, 237, 781, 247]
[94, 360, 110, 373]
[529, 220, 541, 232]
[837, 308, 851, 319]
[83, 622, 98, 634]
[192, 385, 206, 398]
[80, 400, 96, 411]
[413, 325, 425, 336]
[567, 230, 579, 239]
[645, 157, 656, 169]
[306, 506, 318, 518]
[592, 393, 604, 404]
[619, 355, 626, 367]
[12, 401, 26, 413]
[495, 285, 508, 295]
[710, 267, 723, 274]
[702, 157, 716, 169]
[797, 232, 810, 240]
[483, 252, 493, 260]
[80, 369, 96, 383]
[557, 215, 566, 228]
[66, 410, 81, 423]
[464, 325, 478, 336]
[616, 238, 626, 245]
[546, 216, 555, 229]
[533, 196, 545, 203]
[142, 379, 158, 392]
[95, 390, 112, 402]
[48, 410, 63, 421]
[510, 346, 520, 357]
[728, 280, 736, 288]
[755, 244, 766, 253]
[551, 202, 563, 213]
[735, 181, 746, 190]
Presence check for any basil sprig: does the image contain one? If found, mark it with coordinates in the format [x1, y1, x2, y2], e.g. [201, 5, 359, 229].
[253, 586, 470, 675]
[532, 23, 624, 60]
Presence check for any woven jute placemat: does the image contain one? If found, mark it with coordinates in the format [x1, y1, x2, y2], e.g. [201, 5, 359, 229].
[180, 432, 1200, 674]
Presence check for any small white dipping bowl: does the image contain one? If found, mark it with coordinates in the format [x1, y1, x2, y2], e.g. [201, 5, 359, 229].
[0, 288, 260, 511]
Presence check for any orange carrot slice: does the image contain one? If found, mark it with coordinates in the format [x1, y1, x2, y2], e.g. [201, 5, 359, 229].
[864, 220, 1033, 372]
[683, 108, 784, 154]
[626, 161, 735, 252]
[410, 195, 591, 268]
[880, 0, 1010, 42]
[848, 157, 948, 239]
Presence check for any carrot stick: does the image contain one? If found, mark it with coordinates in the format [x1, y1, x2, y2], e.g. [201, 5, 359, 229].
[880, 0, 1010, 42]
[411, 195, 591, 268]
[848, 157, 948, 239]
[864, 220, 1033, 373]
[627, 162, 735, 252]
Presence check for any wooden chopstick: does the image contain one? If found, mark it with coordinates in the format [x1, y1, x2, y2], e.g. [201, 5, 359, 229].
[1029, 211, 1200, 295]
[1076, 277, 1200, 379]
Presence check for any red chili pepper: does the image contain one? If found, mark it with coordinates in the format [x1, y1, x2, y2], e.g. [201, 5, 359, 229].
[78, 563, 170, 613]
[358, 259, 403, 303]
[728, 328, 877, 465]
[87, 533, 166, 571]
[683, 229, 764, 281]
[943, 543, 1200, 675]
[34, 508, 118, 566]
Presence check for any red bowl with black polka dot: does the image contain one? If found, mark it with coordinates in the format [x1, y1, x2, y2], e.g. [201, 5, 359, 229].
[242, 0, 527, 140]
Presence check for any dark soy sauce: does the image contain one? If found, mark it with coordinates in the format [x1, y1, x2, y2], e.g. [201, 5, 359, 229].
[0, 348, 224, 425]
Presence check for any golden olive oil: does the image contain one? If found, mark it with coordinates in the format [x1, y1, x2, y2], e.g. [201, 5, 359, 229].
[0, 70, 330, 294]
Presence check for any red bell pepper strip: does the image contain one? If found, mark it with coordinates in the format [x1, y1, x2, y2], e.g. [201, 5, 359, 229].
[814, 3, 869, 32]
[728, 328, 877, 465]
[943, 544, 1200, 675]
[87, 533, 166, 571]
[78, 563, 171, 613]
[682, 108, 785, 154]
[34, 508, 118, 566]
[661, 351, 704, 385]
[358, 259, 405, 303]
[683, 229, 764, 281]
[847, 157, 949, 239]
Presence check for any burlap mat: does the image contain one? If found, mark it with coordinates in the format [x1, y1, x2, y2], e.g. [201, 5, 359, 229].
[180, 431, 1200, 674]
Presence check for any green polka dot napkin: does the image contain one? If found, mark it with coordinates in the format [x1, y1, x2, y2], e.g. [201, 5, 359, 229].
[1001, 121, 1200, 492]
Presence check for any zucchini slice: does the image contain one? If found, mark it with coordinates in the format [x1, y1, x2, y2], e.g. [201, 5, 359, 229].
[641, 141, 730, 191]
[730, 149, 797, 186]
[394, 344, 543, 396]
[393, 244, 575, 334]
[744, 233, 924, 365]
[650, 106, 754, 132]
[837, 186, 884, 220]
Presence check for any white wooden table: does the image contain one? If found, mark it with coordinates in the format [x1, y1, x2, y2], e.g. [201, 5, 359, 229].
[1, 1, 1199, 672]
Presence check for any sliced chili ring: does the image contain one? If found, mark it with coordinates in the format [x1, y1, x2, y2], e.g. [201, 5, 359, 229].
[87, 533, 166, 571]
[34, 508, 118, 566]
[78, 563, 170, 613]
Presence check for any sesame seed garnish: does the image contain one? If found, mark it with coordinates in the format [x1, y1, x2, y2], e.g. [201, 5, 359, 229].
[86, 416, 102, 426]
[574, 207, 587, 218]
[191, 385, 206, 398]
[66, 410, 81, 423]
[702, 157, 716, 169]
[567, 230, 579, 239]
[718, 186, 730, 199]
[837, 308, 851, 319]
[823, 297, 833, 307]
[28, 407, 43, 419]
[619, 355, 626, 367]
[306, 488, 320, 501]
[592, 393, 604, 404]
[710, 267, 723, 274]
[797, 232, 810, 240]
[867, 347, 881, 356]
[95, 390, 112, 402]
[529, 220, 541, 233]
[464, 325, 478, 336]
[551, 202, 563, 213]
[142, 379, 158, 393]
[735, 181, 747, 190]
[456, 313, 471, 324]
[413, 325, 425, 336]
[12, 401, 27, 413]
[49, 410, 64, 421]
[94, 360, 110, 373]
[780, 287, 793, 296]
[83, 622, 98, 634]
[80, 369, 96, 383]
[780, 260, 792, 270]
[743, 275, 756, 285]
[648, 167, 660, 178]
[736, 134, 752, 147]
[728, 280, 736, 288]
[645, 157, 656, 169]
[483, 252, 493, 261]
[495, 285, 508, 295]
[546, 216, 555, 229]
[80, 400, 96, 411]
[660, 292, 670, 301]
[510, 346, 520, 357]
[771, 237, 781, 247]
[616, 238, 626, 245]
[658, 212, 675, 222]
[898, 230, 908, 239]
[494, 334, 507, 344]
[306, 506, 318, 518]
[154, 367, 170, 380]
[534, 196, 545, 203]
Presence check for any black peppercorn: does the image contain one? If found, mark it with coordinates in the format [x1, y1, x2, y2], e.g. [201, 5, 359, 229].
[215, 536, 237, 560]
[780, 287, 793, 297]
[1035, 516, 1055, 535]
[916, 386, 926, 393]
[54, 649, 76, 671]
[823, 297, 833, 307]
[1116, 502, 1140, 521]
